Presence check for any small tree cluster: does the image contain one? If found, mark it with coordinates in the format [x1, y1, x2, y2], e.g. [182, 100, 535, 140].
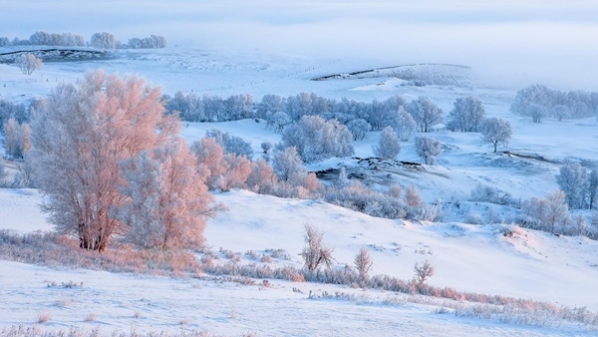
[127, 35, 167, 49]
[90, 32, 117, 49]
[511, 84, 598, 120]
[191, 137, 252, 191]
[28, 31, 85, 46]
[270, 146, 322, 198]
[165, 91, 254, 122]
[280, 115, 353, 163]
[16, 53, 42, 75]
[556, 162, 598, 210]
[323, 181, 439, 221]
[521, 190, 572, 234]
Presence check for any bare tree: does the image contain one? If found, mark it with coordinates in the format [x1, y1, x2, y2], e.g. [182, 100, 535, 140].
[300, 223, 333, 272]
[28, 70, 179, 251]
[414, 260, 435, 285]
[354, 247, 373, 278]
[16, 53, 42, 75]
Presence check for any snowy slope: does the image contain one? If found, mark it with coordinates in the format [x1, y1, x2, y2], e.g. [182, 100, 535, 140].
[2, 0, 598, 335]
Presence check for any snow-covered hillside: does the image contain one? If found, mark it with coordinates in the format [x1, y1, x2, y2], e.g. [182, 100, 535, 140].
[3, 190, 598, 336]
[2, 1, 598, 336]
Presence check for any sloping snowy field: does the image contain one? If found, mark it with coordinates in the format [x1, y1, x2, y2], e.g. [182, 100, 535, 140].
[2, 190, 598, 336]
[2, 0, 598, 335]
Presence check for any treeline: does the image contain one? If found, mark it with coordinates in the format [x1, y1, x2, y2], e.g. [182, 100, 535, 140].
[511, 84, 598, 122]
[164, 91, 443, 135]
[0, 31, 166, 49]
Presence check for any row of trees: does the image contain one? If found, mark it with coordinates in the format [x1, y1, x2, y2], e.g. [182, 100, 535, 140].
[0, 31, 167, 49]
[166, 91, 513, 153]
[511, 84, 598, 122]
[164, 91, 443, 137]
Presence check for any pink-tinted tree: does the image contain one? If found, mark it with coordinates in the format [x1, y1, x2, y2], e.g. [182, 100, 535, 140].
[28, 70, 179, 251]
[115, 138, 214, 249]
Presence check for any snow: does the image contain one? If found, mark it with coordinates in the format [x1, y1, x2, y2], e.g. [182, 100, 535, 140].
[2, 0, 598, 335]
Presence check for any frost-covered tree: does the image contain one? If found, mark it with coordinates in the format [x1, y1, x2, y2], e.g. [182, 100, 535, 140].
[3, 118, 30, 159]
[407, 97, 443, 133]
[191, 137, 226, 190]
[272, 146, 303, 182]
[16, 53, 42, 75]
[414, 136, 441, 165]
[246, 158, 278, 194]
[219, 153, 251, 191]
[552, 105, 570, 122]
[90, 32, 117, 49]
[556, 162, 588, 209]
[521, 190, 571, 233]
[115, 138, 213, 250]
[373, 126, 400, 159]
[480, 117, 512, 153]
[510, 84, 553, 116]
[28, 71, 179, 251]
[165, 91, 204, 122]
[393, 106, 416, 141]
[257, 94, 285, 119]
[261, 141, 273, 154]
[280, 115, 353, 163]
[526, 103, 547, 123]
[447, 96, 486, 132]
[268, 111, 291, 133]
[127, 35, 167, 49]
[346, 118, 371, 141]
[368, 95, 407, 131]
